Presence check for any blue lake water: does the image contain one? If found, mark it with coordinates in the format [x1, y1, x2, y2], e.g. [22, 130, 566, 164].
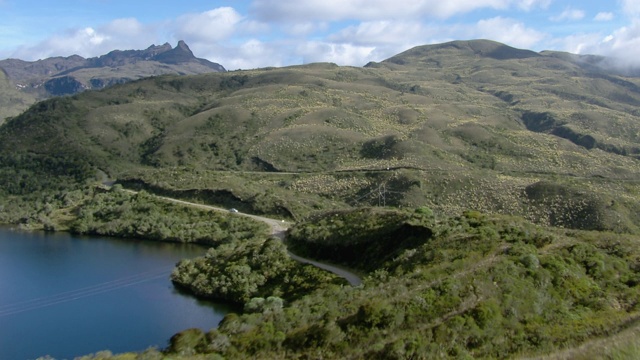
[0, 226, 232, 360]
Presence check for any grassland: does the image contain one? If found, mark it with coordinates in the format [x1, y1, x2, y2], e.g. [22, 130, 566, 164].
[4, 40, 638, 230]
[0, 69, 34, 125]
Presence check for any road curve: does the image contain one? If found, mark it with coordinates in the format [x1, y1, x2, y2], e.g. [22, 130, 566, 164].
[118, 187, 362, 286]
[287, 251, 362, 286]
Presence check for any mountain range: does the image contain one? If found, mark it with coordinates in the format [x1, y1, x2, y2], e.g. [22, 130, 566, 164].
[1, 39, 638, 234]
[0, 41, 225, 123]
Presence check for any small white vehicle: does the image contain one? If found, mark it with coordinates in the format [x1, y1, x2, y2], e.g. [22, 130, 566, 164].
[229, 208, 239, 213]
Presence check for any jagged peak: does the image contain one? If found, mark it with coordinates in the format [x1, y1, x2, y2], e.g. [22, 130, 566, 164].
[146, 43, 172, 51]
[174, 40, 194, 56]
[176, 40, 190, 50]
[150, 40, 196, 64]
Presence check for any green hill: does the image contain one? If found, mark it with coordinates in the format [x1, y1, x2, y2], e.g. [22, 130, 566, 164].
[2, 39, 640, 359]
[1, 39, 638, 232]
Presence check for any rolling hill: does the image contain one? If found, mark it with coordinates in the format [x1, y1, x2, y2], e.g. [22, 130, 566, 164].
[1, 39, 640, 359]
[1, 39, 638, 233]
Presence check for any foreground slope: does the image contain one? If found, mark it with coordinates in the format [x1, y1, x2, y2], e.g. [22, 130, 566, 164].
[82, 209, 640, 359]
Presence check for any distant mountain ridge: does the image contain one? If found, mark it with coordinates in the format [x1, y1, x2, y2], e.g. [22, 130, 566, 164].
[369, 39, 637, 77]
[1, 39, 639, 235]
[0, 40, 225, 99]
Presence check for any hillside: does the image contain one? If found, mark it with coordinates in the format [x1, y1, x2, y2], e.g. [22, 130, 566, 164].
[83, 208, 640, 359]
[1, 39, 638, 233]
[1, 39, 640, 359]
[0, 68, 34, 125]
[0, 41, 225, 122]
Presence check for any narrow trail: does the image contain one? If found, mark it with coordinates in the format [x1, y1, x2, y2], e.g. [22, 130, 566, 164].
[120, 188, 363, 286]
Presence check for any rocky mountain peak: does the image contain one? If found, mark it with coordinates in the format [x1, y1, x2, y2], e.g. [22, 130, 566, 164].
[145, 43, 173, 56]
[176, 40, 191, 52]
[0, 41, 225, 100]
[152, 40, 196, 64]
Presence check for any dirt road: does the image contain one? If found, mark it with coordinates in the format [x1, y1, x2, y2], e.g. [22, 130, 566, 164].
[120, 188, 362, 285]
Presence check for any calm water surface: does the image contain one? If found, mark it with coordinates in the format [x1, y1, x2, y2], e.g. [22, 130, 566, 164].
[0, 226, 232, 360]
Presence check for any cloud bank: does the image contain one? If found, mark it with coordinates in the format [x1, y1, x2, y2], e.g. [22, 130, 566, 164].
[2, 0, 640, 70]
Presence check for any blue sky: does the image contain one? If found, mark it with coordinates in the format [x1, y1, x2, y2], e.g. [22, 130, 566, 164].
[1, 0, 639, 69]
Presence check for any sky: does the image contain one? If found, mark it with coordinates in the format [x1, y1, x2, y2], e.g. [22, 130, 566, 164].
[0, 0, 639, 70]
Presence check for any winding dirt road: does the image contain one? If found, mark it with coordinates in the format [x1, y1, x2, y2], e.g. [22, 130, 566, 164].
[120, 188, 363, 285]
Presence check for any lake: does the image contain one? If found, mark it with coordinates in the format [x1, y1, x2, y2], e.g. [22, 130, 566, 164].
[0, 226, 233, 360]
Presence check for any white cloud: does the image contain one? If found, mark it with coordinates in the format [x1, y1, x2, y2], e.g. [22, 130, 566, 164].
[622, 0, 640, 16]
[325, 21, 431, 64]
[6, 2, 637, 71]
[330, 21, 429, 46]
[102, 18, 145, 37]
[239, 20, 271, 35]
[474, 17, 546, 48]
[174, 7, 243, 43]
[190, 39, 295, 70]
[594, 12, 614, 21]
[251, 0, 551, 21]
[14, 28, 108, 59]
[228, 39, 286, 69]
[7, 7, 251, 62]
[554, 20, 640, 70]
[516, 0, 552, 11]
[298, 41, 376, 65]
[552, 33, 605, 55]
[9, 17, 157, 60]
[550, 7, 585, 22]
[304, 17, 546, 66]
[284, 22, 329, 36]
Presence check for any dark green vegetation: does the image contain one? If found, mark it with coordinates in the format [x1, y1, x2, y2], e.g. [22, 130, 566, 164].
[1, 39, 640, 358]
[171, 236, 346, 304]
[287, 207, 434, 271]
[70, 186, 268, 246]
[0, 41, 224, 122]
[81, 208, 640, 359]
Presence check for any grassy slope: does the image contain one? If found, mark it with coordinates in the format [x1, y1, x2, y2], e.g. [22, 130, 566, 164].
[1, 42, 640, 232]
[0, 69, 34, 125]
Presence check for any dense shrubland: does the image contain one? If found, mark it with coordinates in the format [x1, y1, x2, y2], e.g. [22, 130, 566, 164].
[171, 236, 346, 304]
[287, 207, 435, 271]
[69, 186, 268, 245]
[87, 208, 640, 359]
[0, 152, 93, 195]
